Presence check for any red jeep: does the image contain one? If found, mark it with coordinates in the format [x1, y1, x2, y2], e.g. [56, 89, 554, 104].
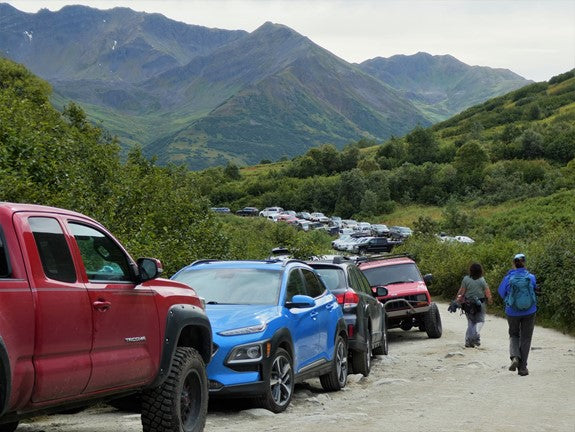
[357, 254, 442, 339]
[0, 203, 212, 432]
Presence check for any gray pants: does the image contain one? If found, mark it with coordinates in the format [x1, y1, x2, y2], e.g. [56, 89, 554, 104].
[507, 313, 536, 369]
[465, 303, 486, 345]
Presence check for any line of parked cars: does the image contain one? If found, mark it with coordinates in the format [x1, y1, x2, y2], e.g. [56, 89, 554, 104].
[167, 249, 441, 416]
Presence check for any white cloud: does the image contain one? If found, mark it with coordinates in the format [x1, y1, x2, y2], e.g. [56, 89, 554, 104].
[7, 0, 575, 81]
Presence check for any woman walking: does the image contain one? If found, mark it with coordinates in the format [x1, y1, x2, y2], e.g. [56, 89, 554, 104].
[454, 262, 493, 347]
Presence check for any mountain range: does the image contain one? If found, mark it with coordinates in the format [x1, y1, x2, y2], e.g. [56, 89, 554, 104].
[0, 3, 532, 169]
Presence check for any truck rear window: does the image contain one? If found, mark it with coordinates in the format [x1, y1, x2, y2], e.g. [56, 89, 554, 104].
[0, 227, 11, 278]
[29, 217, 77, 283]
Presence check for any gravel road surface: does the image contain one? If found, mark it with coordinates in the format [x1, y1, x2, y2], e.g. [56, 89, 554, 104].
[17, 302, 575, 432]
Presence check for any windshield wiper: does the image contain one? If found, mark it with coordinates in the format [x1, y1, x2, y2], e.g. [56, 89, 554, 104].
[384, 280, 414, 285]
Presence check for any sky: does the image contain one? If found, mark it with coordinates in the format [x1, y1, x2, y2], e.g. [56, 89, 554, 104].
[5, 0, 575, 82]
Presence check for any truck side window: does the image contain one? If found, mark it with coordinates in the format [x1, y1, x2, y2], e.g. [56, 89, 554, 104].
[0, 226, 12, 278]
[29, 217, 76, 283]
[69, 223, 133, 282]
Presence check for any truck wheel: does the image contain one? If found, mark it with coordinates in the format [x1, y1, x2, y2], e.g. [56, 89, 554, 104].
[424, 303, 443, 339]
[258, 348, 294, 413]
[0, 422, 18, 432]
[320, 335, 348, 391]
[141, 347, 208, 432]
[351, 331, 371, 377]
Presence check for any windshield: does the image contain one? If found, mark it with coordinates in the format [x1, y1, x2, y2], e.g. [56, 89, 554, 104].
[314, 267, 346, 291]
[172, 268, 281, 305]
[361, 263, 422, 286]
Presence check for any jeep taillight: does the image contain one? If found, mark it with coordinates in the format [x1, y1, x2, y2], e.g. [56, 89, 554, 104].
[335, 290, 359, 311]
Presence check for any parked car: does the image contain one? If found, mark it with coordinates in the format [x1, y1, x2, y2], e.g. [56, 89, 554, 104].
[236, 206, 259, 216]
[357, 254, 442, 339]
[0, 203, 212, 432]
[371, 224, 390, 236]
[296, 211, 312, 220]
[351, 237, 400, 255]
[354, 222, 372, 234]
[171, 259, 349, 413]
[211, 206, 231, 214]
[341, 219, 358, 229]
[309, 212, 330, 223]
[308, 258, 388, 377]
[259, 207, 284, 218]
[389, 226, 413, 240]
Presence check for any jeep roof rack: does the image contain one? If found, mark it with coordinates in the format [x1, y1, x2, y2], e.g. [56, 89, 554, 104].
[354, 253, 413, 263]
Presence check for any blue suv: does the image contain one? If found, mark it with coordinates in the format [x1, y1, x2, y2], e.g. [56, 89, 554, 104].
[171, 259, 348, 413]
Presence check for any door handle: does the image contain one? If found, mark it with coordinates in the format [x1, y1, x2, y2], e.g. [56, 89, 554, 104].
[93, 300, 112, 312]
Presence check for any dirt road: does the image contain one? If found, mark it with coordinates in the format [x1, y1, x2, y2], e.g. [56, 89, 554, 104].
[18, 303, 575, 432]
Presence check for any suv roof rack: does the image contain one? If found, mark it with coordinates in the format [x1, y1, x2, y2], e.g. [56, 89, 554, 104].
[281, 258, 309, 267]
[189, 259, 220, 266]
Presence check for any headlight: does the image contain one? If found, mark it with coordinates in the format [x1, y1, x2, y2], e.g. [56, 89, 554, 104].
[227, 342, 265, 364]
[218, 322, 267, 336]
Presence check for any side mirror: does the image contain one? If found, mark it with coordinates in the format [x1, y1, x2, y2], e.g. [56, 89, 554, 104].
[375, 286, 388, 297]
[423, 274, 433, 285]
[286, 294, 316, 309]
[137, 257, 163, 282]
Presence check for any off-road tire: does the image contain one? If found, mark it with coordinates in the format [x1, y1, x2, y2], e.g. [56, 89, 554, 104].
[141, 347, 208, 432]
[320, 335, 348, 391]
[257, 348, 294, 413]
[424, 302, 443, 339]
[351, 331, 371, 377]
[373, 315, 389, 356]
[0, 422, 18, 432]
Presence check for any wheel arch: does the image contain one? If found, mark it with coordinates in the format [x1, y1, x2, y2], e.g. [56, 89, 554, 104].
[151, 304, 212, 388]
[0, 336, 11, 416]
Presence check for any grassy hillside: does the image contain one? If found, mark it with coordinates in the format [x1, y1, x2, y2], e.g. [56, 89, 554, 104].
[2, 57, 573, 332]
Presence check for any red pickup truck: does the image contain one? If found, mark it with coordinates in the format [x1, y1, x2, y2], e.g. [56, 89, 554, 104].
[0, 203, 212, 432]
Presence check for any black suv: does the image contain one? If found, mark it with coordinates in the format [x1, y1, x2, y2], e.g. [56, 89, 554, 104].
[308, 257, 388, 377]
[351, 237, 401, 255]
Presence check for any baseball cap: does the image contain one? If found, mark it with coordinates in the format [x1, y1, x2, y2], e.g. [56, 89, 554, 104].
[513, 253, 526, 261]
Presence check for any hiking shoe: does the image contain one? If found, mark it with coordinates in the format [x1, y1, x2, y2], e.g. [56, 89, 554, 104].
[465, 342, 474, 348]
[518, 368, 529, 376]
[509, 357, 520, 371]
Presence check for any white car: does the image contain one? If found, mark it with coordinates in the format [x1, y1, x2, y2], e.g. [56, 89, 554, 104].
[309, 212, 330, 223]
[259, 207, 284, 218]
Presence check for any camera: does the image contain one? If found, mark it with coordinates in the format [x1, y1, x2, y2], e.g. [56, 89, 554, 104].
[448, 301, 460, 313]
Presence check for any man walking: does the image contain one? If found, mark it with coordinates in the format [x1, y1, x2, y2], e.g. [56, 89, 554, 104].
[498, 253, 538, 376]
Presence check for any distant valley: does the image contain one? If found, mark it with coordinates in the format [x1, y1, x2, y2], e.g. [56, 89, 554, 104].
[0, 3, 531, 169]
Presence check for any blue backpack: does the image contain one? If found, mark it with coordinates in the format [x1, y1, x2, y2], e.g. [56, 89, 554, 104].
[505, 273, 536, 311]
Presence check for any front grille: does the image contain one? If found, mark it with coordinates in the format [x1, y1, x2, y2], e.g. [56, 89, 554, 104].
[383, 295, 426, 311]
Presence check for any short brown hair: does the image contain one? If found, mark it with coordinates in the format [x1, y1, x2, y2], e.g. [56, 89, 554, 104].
[469, 262, 483, 279]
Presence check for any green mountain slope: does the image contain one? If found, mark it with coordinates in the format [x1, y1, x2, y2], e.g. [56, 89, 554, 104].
[360, 52, 531, 122]
[0, 4, 532, 169]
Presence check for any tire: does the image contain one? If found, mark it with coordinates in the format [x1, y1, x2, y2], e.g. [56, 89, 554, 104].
[373, 315, 389, 356]
[141, 347, 208, 432]
[424, 302, 443, 339]
[320, 335, 348, 391]
[400, 319, 413, 331]
[0, 422, 18, 432]
[257, 348, 294, 413]
[351, 331, 372, 377]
